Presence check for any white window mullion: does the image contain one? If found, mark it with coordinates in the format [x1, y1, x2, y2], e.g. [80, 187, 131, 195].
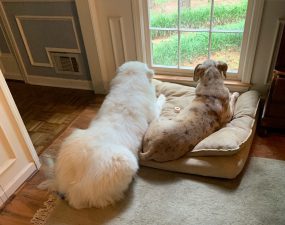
[178, 0, 181, 69]
[150, 27, 243, 33]
[208, 0, 215, 59]
[149, 27, 178, 31]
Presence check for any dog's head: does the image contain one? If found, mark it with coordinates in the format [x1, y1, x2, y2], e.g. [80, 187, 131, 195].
[117, 61, 154, 81]
[193, 60, 228, 82]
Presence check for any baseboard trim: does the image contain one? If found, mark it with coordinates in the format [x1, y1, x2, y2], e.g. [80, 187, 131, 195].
[0, 188, 7, 207]
[2, 163, 37, 200]
[27, 75, 94, 90]
[4, 73, 24, 81]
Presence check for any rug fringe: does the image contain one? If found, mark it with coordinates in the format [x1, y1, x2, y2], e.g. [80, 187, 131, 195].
[31, 194, 57, 225]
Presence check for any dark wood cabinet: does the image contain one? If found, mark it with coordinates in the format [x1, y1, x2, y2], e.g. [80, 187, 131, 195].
[260, 21, 285, 132]
[261, 70, 285, 130]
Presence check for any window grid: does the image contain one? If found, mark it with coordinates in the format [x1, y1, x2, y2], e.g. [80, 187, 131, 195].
[150, 27, 244, 33]
[208, 0, 215, 59]
[177, 0, 181, 67]
[149, 0, 244, 70]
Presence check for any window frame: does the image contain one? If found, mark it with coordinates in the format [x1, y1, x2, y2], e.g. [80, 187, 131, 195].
[135, 0, 264, 84]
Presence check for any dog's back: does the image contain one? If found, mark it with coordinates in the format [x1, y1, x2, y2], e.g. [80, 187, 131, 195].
[140, 60, 236, 162]
[40, 61, 159, 209]
[141, 95, 229, 162]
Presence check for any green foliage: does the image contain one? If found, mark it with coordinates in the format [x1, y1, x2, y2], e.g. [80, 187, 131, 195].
[152, 36, 178, 66]
[179, 32, 209, 62]
[150, 1, 247, 38]
[152, 22, 244, 65]
[150, 0, 247, 66]
[152, 0, 171, 4]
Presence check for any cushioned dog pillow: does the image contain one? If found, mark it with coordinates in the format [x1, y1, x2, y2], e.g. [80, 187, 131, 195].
[140, 80, 260, 179]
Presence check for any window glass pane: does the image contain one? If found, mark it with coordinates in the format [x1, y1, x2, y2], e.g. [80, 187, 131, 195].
[180, 0, 211, 29]
[147, 0, 248, 77]
[213, 0, 247, 31]
[180, 32, 209, 68]
[151, 30, 178, 66]
[211, 32, 243, 71]
[149, 0, 178, 28]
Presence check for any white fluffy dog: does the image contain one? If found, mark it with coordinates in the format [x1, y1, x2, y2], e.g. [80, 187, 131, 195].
[40, 61, 165, 209]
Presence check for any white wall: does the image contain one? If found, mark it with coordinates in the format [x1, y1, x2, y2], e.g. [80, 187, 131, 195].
[250, 0, 285, 95]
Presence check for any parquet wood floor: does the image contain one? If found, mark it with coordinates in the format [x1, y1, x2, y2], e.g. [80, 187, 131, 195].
[1, 84, 285, 225]
[0, 86, 104, 225]
[7, 80, 95, 155]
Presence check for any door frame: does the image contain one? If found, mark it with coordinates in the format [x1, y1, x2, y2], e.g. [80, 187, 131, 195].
[75, 0, 109, 93]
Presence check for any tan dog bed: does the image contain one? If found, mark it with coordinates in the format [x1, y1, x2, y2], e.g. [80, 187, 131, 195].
[140, 80, 260, 179]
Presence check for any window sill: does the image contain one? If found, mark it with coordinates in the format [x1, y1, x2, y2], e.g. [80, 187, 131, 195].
[154, 74, 251, 92]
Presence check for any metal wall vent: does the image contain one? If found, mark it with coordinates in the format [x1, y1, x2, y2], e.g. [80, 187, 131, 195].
[51, 52, 82, 75]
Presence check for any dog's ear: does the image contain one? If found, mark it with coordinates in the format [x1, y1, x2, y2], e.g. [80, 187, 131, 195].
[193, 64, 204, 82]
[216, 61, 228, 79]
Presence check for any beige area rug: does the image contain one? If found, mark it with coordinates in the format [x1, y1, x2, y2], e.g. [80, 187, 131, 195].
[31, 157, 285, 225]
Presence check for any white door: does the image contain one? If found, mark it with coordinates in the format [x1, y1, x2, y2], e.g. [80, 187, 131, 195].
[0, 70, 40, 203]
[76, 0, 137, 92]
[94, 0, 137, 78]
[75, 0, 139, 93]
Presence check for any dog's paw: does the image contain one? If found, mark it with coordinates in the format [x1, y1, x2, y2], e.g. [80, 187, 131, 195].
[232, 92, 240, 101]
[157, 94, 166, 105]
[156, 94, 166, 117]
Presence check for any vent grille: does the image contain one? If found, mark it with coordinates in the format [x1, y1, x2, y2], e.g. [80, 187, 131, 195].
[51, 53, 81, 75]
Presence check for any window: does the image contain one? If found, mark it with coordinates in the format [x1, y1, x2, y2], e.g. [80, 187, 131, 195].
[142, 0, 254, 80]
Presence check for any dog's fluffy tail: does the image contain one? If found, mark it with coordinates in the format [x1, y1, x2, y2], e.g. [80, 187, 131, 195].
[38, 158, 57, 191]
[38, 179, 56, 191]
[41, 129, 138, 209]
